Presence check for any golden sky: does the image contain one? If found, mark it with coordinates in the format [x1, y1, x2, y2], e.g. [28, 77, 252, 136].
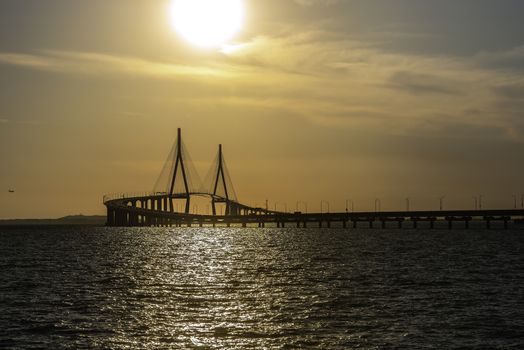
[1, 0, 524, 218]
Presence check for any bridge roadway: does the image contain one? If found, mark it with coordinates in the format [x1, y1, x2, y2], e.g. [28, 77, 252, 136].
[104, 193, 524, 229]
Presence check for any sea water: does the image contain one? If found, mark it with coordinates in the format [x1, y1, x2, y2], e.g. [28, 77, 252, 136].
[1, 227, 523, 349]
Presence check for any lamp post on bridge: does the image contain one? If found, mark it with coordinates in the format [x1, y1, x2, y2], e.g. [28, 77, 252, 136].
[405, 197, 410, 212]
[472, 196, 478, 210]
[320, 200, 330, 214]
[513, 194, 517, 209]
[479, 195, 483, 210]
[345, 199, 354, 213]
[439, 196, 445, 211]
[374, 198, 381, 213]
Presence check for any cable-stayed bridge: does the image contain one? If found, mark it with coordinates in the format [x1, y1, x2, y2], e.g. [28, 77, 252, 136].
[104, 128, 279, 227]
[104, 129, 524, 229]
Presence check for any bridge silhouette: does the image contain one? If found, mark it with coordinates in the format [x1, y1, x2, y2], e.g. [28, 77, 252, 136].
[104, 129, 524, 229]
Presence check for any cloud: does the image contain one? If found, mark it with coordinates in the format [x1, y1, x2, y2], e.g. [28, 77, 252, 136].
[387, 71, 459, 95]
[493, 83, 524, 100]
[1, 28, 523, 141]
[0, 118, 44, 126]
[218, 30, 524, 140]
[294, 0, 340, 6]
[475, 45, 524, 72]
[0, 51, 234, 79]
[0, 53, 56, 70]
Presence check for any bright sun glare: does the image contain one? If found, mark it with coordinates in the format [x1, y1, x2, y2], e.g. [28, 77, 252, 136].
[170, 0, 244, 48]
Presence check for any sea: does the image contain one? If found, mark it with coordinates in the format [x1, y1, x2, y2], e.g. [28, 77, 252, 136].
[0, 226, 523, 349]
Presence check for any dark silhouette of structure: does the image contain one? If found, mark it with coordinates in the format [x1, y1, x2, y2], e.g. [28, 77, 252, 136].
[169, 128, 191, 214]
[104, 129, 524, 229]
[212, 144, 231, 216]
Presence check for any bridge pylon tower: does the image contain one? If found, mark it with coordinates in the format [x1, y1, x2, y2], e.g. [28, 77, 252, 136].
[212, 144, 232, 216]
[169, 128, 191, 214]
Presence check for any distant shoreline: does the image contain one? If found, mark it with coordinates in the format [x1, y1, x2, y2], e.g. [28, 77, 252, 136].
[0, 215, 106, 227]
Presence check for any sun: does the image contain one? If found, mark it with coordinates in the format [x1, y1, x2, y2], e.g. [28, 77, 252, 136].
[170, 0, 245, 48]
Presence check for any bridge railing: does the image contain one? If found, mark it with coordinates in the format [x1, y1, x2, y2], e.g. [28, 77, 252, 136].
[103, 191, 169, 204]
[102, 191, 284, 215]
[102, 191, 225, 204]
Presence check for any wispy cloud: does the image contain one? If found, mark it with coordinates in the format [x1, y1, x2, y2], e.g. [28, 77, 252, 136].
[1, 28, 523, 140]
[218, 29, 524, 140]
[0, 50, 235, 79]
[387, 71, 460, 96]
[294, 0, 340, 6]
[0, 118, 44, 126]
[0, 53, 56, 70]
[475, 45, 524, 72]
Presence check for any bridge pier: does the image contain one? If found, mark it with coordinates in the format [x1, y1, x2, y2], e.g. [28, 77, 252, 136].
[106, 207, 115, 226]
[130, 212, 138, 226]
[343, 220, 347, 229]
[114, 210, 121, 226]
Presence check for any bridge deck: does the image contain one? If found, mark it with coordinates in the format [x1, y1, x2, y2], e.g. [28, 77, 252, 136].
[104, 195, 524, 228]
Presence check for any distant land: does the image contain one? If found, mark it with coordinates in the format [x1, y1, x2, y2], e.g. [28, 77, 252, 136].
[0, 215, 106, 226]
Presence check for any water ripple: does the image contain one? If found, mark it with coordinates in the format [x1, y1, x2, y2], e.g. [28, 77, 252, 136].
[0, 227, 523, 349]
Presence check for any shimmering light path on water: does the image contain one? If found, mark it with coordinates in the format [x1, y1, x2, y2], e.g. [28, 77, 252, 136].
[1, 227, 523, 349]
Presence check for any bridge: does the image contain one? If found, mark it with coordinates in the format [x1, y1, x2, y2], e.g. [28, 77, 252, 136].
[104, 129, 524, 229]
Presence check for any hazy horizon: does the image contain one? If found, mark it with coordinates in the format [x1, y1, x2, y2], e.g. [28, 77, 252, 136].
[2, 0, 524, 219]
